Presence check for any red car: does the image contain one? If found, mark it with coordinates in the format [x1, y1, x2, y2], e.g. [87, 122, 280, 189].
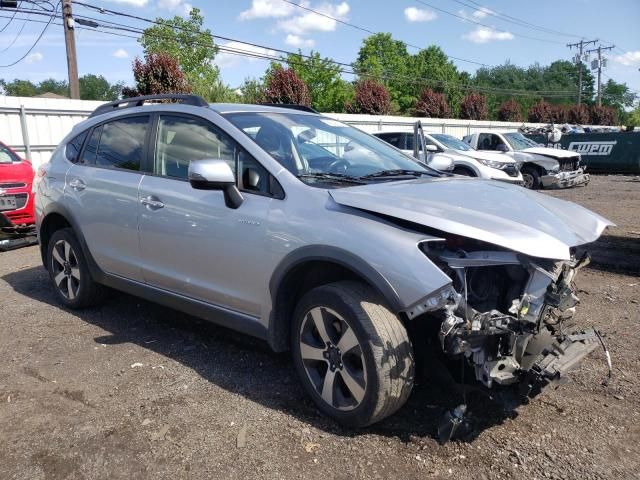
[0, 141, 35, 226]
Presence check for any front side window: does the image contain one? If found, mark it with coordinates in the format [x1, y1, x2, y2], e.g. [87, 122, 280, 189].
[0, 144, 20, 164]
[155, 115, 236, 179]
[477, 133, 506, 151]
[94, 116, 149, 171]
[223, 112, 439, 186]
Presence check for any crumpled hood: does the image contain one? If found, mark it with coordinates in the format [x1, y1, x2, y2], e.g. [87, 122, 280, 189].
[522, 147, 579, 159]
[451, 149, 517, 164]
[329, 177, 613, 260]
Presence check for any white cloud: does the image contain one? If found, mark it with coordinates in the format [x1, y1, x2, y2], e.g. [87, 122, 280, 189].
[284, 34, 315, 48]
[112, 48, 129, 58]
[472, 6, 493, 19]
[277, 1, 349, 35]
[239, 0, 296, 20]
[404, 7, 437, 23]
[215, 41, 277, 68]
[25, 52, 43, 64]
[102, 0, 148, 6]
[463, 26, 514, 44]
[158, 0, 192, 16]
[614, 51, 640, 66]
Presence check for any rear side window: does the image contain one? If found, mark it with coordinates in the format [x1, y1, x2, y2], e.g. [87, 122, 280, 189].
[377, 133, 404, 149]
[65, 131, 89, 163]
[89, 116, 149, 171]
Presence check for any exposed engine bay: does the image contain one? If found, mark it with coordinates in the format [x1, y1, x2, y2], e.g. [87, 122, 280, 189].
[416, 238, 607, 398]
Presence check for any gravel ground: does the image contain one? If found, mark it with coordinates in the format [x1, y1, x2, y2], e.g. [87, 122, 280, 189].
[1, 175, 639, 480]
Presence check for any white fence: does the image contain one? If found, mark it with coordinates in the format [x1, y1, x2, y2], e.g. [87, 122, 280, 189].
[0, 95, 561, 170]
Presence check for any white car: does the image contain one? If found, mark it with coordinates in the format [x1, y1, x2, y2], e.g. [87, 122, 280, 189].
[373, 131, 523, 184]
[463, 131, 589, 190]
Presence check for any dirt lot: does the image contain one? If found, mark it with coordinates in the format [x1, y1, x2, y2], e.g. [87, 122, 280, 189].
[1, 175, 639, 480]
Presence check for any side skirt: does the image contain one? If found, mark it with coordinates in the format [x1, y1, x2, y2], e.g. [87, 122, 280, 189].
[97, 271, 268, 342]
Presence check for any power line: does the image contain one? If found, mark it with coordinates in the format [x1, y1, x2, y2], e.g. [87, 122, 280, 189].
[0, 0, 19, 32]
[0, 1, 59, 65]
[66, 12, 581, 98]
[413, 0, 564, 45]
[449, 0, 585, 39]
[279, 0, 491, 67]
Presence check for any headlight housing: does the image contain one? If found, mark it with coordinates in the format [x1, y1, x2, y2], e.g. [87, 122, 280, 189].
[477, 158, 509, 169]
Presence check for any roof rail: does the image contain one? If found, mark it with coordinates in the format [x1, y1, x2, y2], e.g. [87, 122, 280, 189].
[259, 103, 318, 113]
[90, 94, 209, 118]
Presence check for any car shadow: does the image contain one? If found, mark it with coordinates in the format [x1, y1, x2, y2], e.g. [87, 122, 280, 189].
[578, 234, 640, 276]
[2, 265, 518, 445]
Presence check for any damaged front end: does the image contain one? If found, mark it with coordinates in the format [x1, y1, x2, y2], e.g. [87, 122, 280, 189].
[413, 238, 604, 400]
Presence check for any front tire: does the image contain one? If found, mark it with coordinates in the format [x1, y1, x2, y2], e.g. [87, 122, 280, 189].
[521, 166, 541, 189]
[291, 281, 414, 427]
[46, 228, 105, 309]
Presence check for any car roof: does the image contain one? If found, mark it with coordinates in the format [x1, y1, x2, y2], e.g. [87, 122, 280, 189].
[209, 103, 318, 115]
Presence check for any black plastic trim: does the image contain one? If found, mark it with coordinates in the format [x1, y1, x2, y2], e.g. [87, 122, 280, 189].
[90, 94, 208, 118]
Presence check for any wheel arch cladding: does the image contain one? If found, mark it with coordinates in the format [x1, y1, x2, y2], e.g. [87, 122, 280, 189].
[267, 245, 403, 352]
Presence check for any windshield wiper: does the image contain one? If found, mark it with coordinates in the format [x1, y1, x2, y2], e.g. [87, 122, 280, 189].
[358, 169, 437, 179]
[296, 172, 367, 184]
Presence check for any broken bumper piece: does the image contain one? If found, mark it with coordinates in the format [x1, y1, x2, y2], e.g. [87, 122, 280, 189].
[541, 168, 590, 189]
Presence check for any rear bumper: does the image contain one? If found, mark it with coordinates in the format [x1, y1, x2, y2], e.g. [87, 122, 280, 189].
[541, 168, 590, 189]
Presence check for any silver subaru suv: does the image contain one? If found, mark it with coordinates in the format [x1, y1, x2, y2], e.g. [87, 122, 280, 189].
[35, 94, 612, 429]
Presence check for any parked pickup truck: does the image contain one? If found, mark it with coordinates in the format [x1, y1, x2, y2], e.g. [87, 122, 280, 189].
[463, 131, 589, 190]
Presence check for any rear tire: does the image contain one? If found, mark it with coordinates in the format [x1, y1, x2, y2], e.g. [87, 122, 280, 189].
[521, 166, 541, 189]
[291, 281, 414, 427]
[46, 228, 105, 309]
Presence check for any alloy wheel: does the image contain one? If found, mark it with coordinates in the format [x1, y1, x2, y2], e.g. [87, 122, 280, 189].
[522, 173, 534, 189]
[50, 239, 81, 300]
[298, 306, 367, 411]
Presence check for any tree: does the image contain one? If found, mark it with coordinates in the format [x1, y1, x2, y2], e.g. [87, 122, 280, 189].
[601, 79, 637, 120]
[238, 78, 264, 104]
[79, 74, 123, 101]
[626, 105, 640, 128]
[263, 68, 311, 106]
[528, 100, 552, 123]
[414, 89, 449, 118]
[549, 104, 568, 124]
[128, 53, 191, 96]
[591, 105, 618, 125]
[567, 104, 591, 124]
[2, 79, 38, 96]
[274, 51, 353, 112]
[497, 99, 522, 122]
[459, 92, 488, 120]
[353, 33, 411, 112]
[346, 79, 391, 114]
[139, 8, 230, 101]
[409, 46, 464, 116]
[37, 78, 69, 96]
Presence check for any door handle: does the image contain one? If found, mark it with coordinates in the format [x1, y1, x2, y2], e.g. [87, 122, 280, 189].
[68, 178, 86, 191]
[140, 195, 165, 210]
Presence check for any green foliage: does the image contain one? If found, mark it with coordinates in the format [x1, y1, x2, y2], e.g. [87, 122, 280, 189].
[238, 78, 265, 104]
[139, 8, 226, 101]
[273, 51, 352, 112]
[626, 105, 640, 127]
[2, 79, 39, 96]
[79, 74, 123, 101]
[601, 79, 637, 121]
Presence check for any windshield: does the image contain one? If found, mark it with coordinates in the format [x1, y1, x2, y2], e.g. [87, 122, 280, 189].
[0, 145, 20, 164]
[503, 132, 540, 151]
[223, 112, 438, 185]
[430, 133, 473, 151]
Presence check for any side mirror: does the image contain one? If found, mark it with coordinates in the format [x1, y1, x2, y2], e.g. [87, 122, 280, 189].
[188, 159, 243, 209]
[425, 144, 438, 153]
[495, 144, 509, 153]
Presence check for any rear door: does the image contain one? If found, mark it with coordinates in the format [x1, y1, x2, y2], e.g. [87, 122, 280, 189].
[65, 115, 151, 281]
[137, 113, 280, 317]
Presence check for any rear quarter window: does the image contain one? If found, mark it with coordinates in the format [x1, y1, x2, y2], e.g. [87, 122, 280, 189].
[65, 131, 89, 163]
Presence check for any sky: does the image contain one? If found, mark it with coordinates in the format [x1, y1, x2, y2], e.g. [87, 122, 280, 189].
[0, 0, 639, 96]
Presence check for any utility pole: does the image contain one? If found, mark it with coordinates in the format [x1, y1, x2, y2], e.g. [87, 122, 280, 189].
[62, 0, 80, 99]
[567, 39, 597, 106]
[586, 44, 615, 107]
